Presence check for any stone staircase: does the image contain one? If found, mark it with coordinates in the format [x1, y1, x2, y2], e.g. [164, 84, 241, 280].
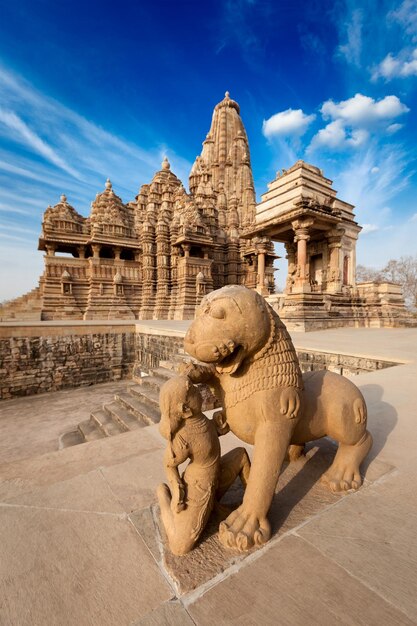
[0, 286, 42, 321]
[61, 366, 177, 447]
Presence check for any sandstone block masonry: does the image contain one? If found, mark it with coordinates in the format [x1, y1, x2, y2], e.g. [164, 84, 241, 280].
[0, 323, 186, 400]
[0, 323, 135, 400]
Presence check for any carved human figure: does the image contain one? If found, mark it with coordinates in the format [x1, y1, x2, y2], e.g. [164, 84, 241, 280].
[184, 285, 372, 552]
[157, 375, 250, 556]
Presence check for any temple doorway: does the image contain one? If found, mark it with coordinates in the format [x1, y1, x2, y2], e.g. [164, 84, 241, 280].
[310, 253, 323, 289]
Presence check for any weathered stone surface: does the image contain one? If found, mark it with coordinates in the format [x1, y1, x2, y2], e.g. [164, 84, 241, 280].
[0, 504, 173, 626]
[297, 468, 417, 621]
[0, 326, 135, 399]
[186, 534, 414, 626]
[132, 601, 194, 626]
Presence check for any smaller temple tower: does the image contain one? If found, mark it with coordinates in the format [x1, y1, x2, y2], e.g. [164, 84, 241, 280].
[243, 160, 406, 329]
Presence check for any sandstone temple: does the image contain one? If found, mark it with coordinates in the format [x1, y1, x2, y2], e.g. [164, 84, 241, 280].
[0, 93, 407, 329]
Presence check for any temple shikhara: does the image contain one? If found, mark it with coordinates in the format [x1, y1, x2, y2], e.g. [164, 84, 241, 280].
[0, 93, 407, 328]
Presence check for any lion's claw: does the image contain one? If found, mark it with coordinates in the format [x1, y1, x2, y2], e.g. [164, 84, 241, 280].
[218, 506, 271, 552]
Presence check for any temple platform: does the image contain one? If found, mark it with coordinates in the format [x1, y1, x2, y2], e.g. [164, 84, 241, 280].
[0, 326, 416, 624]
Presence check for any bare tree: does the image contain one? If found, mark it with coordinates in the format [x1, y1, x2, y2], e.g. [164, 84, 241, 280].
[356, 264, 384, 283]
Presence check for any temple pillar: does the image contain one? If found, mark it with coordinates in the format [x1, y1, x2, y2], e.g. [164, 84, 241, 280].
[92, 244, 101, 259]
[45, 244, 56, 257]
[114, 247, 121, 260]
[326, 229, 344, 293]
[292, 219, 314, 293]
[284, 242, 296, 294]
[77, 246, 86, 259]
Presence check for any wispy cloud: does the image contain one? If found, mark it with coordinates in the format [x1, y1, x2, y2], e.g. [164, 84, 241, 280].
[337, 8, 363, 66]
[388, 0, 417, 41]
[0, 63, 192, 209]
[0, 108, 80, 178]
[0, 62, 192, 300]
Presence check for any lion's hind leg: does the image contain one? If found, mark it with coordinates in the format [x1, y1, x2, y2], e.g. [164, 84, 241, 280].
[216, 447, 251, 501]
[321, 430, 373, 492]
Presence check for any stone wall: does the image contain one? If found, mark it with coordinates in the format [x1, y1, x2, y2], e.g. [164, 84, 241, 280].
[133, 328, 184, 373]
[0, 323, 136, 400]
[297, 349, 399, 377]
[1, 320, 401, 400]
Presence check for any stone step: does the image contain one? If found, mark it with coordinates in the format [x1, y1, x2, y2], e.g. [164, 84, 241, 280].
[104, 400, 145, 432]
[78, 419, 105, 442]
[150, 367, 177, 380]
[90, 409, 125, 437]
[137, 375, 166, 394]
[115, 392, 160, 425]
[129, 384, 160, 410]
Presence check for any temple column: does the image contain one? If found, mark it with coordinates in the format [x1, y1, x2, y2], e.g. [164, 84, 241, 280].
[255, 237, 271, 296]
[45, 244, 56, 256]
[284, 242, 296, 294]
[114, 247, 121, 260]
[292, 219, 314, 293]
[91, 244, 101, 258]
[77, 246, 86, 259]
[326, 229, 344, 293]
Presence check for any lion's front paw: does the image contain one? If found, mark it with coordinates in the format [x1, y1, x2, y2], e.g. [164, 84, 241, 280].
[321, 465, 362, 492]
[218, 505, 271, 552]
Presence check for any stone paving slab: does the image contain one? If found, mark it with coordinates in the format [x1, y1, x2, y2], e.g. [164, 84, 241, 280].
[185, 534, 414, 626]
[0, 426, 163, 502]
[0, 504, 173, 626]
[297, 467, 417, 621]
[132, 600, 195, 626]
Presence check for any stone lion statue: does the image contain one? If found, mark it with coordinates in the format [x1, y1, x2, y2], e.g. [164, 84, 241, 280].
[184, 285, 372, 552]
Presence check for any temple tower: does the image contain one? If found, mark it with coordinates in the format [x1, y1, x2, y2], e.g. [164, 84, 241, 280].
[189, 92, 273, 291]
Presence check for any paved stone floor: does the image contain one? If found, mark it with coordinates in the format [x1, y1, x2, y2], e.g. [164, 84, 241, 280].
[0, 326, 416, 625]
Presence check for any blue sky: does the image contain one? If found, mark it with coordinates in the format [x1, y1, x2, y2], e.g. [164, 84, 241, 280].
[1, 0, 417, 299]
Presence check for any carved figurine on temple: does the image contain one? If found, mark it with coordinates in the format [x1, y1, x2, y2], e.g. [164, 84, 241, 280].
[157, 375, 250, 556]
[184, 285, 372, 552]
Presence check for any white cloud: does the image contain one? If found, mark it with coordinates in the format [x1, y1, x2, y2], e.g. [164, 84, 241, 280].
[361, 223, 379, 235]
[411, 212, 417, 221]
[372, 49, 417, 81]
[308, 93, 409, 152]
[262, 108, 316, 138]
[321, 94, 409, 126]
[308, 120, 369, 152]
[338, 8, 363, 66]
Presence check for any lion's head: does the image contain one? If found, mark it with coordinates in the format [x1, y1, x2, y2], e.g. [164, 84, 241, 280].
[184, 285, 272, 375]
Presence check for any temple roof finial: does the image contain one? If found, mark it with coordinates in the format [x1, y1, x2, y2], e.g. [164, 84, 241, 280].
[225, 91, 230, 98]
[105, 178, 112, 190]
[162, 156, 170, 171]
[60, 194, 67, 203]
